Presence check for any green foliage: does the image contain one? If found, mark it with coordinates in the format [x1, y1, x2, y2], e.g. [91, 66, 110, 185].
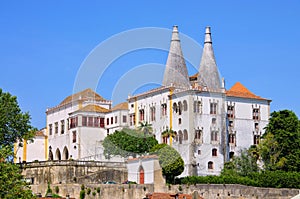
[55, 186, 59, 194]
[103, 128, 158, 157]
[96, 187, 100, 193]
[0, 146, 34, 199]
[79, 190, 85, 199]
[138, 121, 153, 136]
[0, 89, 36, 147]
[259, 110, 300, 172]
[150, 143, 184, 183]
[81, 184, 85, 190]
[92, 191, 96, 196]
[87, 188, 91, 195]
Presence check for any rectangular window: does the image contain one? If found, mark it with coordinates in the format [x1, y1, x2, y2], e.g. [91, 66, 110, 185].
[106, 118, 109, 126]
[130, 114, 136, 126]
[115, 116, 117, 124]
[100, 118, 105, 128]
[210, 103, 217, 115]
[72, 131, 76, 143]
[229, 134, 236, 144]
[161, 103, 167, 116]
[82, 116, 87, 126]
[61, 120, 65, 134]
[70, 117, 78, 129]
[227, 105, 234, 119]
[150, 107, 156, 121]
[139, 109, 144, 121]
[254, 135, 260, 145]
[253, 108, 260, 120]
[111, 117, 113, 124]
[211, 131, 218, 142]
[55, 122, 58, 134]
[194, 101, 202, 113]
[94, 117, 100, 127]
[88, 117, 93, 127]
[122, 115, 127, 123]
[49, 124, 52, 135]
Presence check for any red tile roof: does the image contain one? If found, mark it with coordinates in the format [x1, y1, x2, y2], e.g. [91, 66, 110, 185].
[226, 82, 267, 100]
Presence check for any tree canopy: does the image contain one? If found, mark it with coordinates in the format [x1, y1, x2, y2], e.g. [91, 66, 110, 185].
[103, 128, 158, 158]
[258, 110, 300, 171]
[0, 89, 35, 147]
[150, 143, 184, 183]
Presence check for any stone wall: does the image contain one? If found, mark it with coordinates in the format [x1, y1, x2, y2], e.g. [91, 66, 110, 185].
[165, 184, 299, 199]
[22, 160, 127, 185]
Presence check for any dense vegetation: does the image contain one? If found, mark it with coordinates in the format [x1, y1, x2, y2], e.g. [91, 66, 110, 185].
[150, 143, 184, 183]
[177, 110, 300, 188]
[0, 89, 36, 199]
[103, 128, 158, 158]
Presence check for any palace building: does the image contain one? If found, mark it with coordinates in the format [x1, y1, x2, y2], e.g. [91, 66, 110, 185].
[14, 26, 271, 177]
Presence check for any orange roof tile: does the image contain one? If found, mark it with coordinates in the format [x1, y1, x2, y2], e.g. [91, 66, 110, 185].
[75, 104, 109, 113]
[59, 88, 107, 105]
[189, 72, 198, 80]
[35, 130, 46, 137]
[226, 82, 266, 100]
[111, 102, 128, 111]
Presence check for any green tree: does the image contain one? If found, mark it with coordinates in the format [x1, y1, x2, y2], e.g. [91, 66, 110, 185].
[150, 143, 184, 183]
[138, 121, 153, 136]
[0, 89, 35, 147]
[258, 110, 300, 171]
[103, 128, 158, 158]
[0, 146, 34, 199]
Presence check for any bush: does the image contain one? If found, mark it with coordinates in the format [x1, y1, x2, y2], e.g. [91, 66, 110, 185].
[80, 190, 85, 199]
[87, 188, 91, 195]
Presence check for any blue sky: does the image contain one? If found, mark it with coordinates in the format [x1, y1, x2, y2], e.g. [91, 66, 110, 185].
[1, 1, 300, 129]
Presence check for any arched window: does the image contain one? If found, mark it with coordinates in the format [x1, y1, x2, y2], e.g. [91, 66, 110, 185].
[174, 131, 178, 142]
[55, 148, 61, 161]
[178, 102, 182, 115]
[48, 146, 53, 161]
[178, 130, 183, 144]
[173, 103, 178, 113]
[208, 161, 214, 170]
[212, 148, 217, 157]
[63, 146, 69, 160]
[183, 129, 188, 140]
[183, 100, 188, 111]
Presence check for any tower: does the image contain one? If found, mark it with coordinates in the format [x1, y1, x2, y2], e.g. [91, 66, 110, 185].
[162, 25, 190, 88]
[197, 27, 221, 90]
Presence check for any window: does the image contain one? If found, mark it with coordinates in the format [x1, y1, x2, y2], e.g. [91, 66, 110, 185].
[49, 124, 53, 135]
[115, 116, 117, 124]
[253, 108, 260, 120]
[254, 123, 259, 132]
[72, 131, 76, 143]
[183, 129, 188, 140]
[210, 102, 217, 114]
[61, 120, 65, 134]
[178, 131, 183, 144]
[82, 116, 87, 126]
[254, 135, 260, 145]
[88, 117, 93, 127]
[107, 129, 109, 136]
[111, 117, 113, 124]
[212, 148, 217, 156]
[162, 136, 168, 144]
[195, 130, 202, 140]
[161, 103, 167, 116]
[194, 101, 202, 113]
[173, 103, 178, 113]
[229, 152, 234, 159]
[106, 118, 109, 126]
[100, 118, 105, 128]
[178, 102, 182, 115]
[139, 109, 145, 121]
[130, 114, 136, 126]
[183, 100, 188, 111]
[150, 107, 156, 121]
[208, 161, 214, 170]
[178, 118, 182, 125]
[229, 134, 236, 144]
[55, 122, 58, 134]
[70, 117, 78, 129]
[131, 104, 134, 108]
[212, 118, 216, 124]
[94, 117, 100, 127]
[198, 150, 201, 155]
[211, 130, 218, 142]
[227, 105, 234, 119]
[122, 115, 127, 123]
